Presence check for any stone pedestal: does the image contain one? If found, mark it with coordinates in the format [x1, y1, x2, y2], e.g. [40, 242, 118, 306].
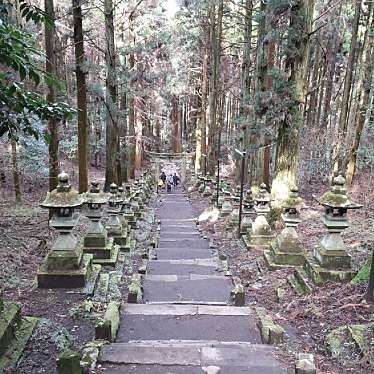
[37, 173, 99, 289]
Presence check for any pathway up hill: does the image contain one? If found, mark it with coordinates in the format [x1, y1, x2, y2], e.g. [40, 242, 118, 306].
[98, 189, 288, 373]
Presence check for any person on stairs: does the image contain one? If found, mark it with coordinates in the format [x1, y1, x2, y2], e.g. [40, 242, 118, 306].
[173, 173, 180, 187]
[159, 171, 166, 189]
[166, 174, 173, 193]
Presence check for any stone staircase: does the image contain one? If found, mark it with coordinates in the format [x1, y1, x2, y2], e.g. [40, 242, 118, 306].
[98, 191, 288, 373]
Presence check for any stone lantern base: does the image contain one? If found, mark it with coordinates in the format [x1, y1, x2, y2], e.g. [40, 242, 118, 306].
[243, 233, 275, 250]
[243, 216, 275, 250]
[288, 255, 357, 295]
[37, 244, 100, 289]
[0, 301, 38, 370]
[124, 213, 137, 229]
[264, 228, 306, 270]
[83, 237, 119, 267]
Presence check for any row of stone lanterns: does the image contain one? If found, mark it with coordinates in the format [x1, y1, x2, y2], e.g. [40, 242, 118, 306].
[37, 171, 154, 289]
[189, 171, 363, 288]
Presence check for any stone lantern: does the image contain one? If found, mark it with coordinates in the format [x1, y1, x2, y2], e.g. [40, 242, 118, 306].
[130, 186, 141, 217]
[37, 172, 98, 288]
[228, 186, 241, 227]
[194, 173, 203, 190]
[83, 181, 119, 266]
[217, 185, 225, 208]
[105, 183, 127, 249]
[243, 183, 274, 250]
[202, 173, 213, 197]
[313, 175, 362, 279]
[123, 197, 137, 230]
[221, 189, 233, 216]
[240, 190, 255, 236]
[118, 186, 129, 233]
[198, 175, 205, 193]
[265, 185, 305, 269]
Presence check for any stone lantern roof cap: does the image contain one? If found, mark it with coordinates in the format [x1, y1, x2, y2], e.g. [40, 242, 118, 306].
[282, 185, 303, 209]
[40, 172, 84, 209]
[316, 175, 363, 209]
[109, 183, 123, 204]
[255, 183, 271, 202]
[84, 181, 107, 205]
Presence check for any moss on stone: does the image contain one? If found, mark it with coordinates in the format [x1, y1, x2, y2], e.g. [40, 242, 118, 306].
[318, 191, 348, 207]
[351, 258, 371, 284]
[41, 189, 83, 208]
[57, 349, 82, 374]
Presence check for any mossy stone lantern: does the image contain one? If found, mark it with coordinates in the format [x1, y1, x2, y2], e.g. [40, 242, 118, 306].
[105, 183, 124, 239]
[83, 181, 108, 249]
[202, 173, 213, 197]
[240, 190, 255, 236]
[314, 174, 363, 271]
[244, 183, 274, 250]
[83, 181, 119, 265]
[198, 174, 205, 193]
[123, 197, 136, 229]
[228, 186, 241, 227]
[265, 185, 306, 268]
[221, 189, 233, 216]
[37, 172, 94, 288]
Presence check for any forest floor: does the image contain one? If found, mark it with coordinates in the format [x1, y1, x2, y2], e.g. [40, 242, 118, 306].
[0, 162, 373, 373]
[188, 172, 374, 374]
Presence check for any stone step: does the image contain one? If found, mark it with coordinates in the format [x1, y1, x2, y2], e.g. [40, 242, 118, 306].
[143, 275, 232, 304]
[159, 211, 194, 220]
[160, 232, 201, 239]
[158, 239, 209, 249]
[160, 225, 198, 232]
[147, 259, 220, 276]
[155, 248, 213, 260]
[160, 219, 196, 223]
[122, 304, 255, 316]
[98, 341, 287, 373]
[116, 308, 260, 343]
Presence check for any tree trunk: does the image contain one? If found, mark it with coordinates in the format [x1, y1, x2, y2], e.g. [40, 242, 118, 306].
[104, 0, 119, 190]
[207, 0, 223, 173]
[11, 140, 21, 202]
[306, 45, 321, 128]
[134, 98, 143, 171]
[45, 0, 59, 191]
[72, 0, 88, 192]
[238, 0, 253, 184]
[127, 13, 136, 179]
[345, 3, 373, 186]
[272, 0, 315, 201]
[194, 22, 209, 172]
[335, 0, 361, 170]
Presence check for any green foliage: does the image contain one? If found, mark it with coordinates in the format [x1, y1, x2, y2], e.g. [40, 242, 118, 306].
[18, 0, 53, 27]
[17, 120, 49, 176]
[0, 1, 75, 140]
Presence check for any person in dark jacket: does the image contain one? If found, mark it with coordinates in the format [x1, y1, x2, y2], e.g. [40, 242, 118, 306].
[173, 173, 179, 187]
[160, 171, 166, 184]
